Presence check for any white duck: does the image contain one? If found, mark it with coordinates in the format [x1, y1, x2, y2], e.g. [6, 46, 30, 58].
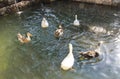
[73, 15, 80, 26]
[61, 43, 74, 70]
[41, 17, 49, 28]
[17, 32, 32, 44]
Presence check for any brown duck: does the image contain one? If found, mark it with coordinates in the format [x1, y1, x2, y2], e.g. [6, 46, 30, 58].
[80, 50, 99, 59]
[54, 25, 63, 38]
[17, 32, 32, 43]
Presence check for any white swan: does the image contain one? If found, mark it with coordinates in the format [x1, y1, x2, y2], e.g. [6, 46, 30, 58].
[41, 17, 49, 28]
[61, 43, 74, 70]
[73, 15, 80, 26]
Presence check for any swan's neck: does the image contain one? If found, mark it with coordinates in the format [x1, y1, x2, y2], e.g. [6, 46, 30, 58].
[75, 15, 78, 20]
[69, 44, 73, 55]
[69, 48, 72, 54]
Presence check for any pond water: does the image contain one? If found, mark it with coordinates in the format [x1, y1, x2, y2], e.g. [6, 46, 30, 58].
[0, 1, 120, 79]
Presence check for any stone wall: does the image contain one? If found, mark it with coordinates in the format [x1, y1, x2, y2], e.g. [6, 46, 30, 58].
[0, 0, 40, 15]
[73, 0, 120, 6]
[0, 0, 119, 16]
[0, 0, 56, 15]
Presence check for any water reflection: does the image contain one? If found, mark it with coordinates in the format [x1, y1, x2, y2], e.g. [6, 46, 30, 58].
[0, 1, 120, 79]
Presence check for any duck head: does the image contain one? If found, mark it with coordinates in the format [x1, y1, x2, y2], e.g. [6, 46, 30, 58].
[27, 32, 32, 37]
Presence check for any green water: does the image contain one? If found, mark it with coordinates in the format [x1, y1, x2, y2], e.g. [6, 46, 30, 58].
[0, 1, 120, 79]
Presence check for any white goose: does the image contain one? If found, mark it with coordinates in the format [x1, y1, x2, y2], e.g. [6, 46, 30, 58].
[61, 43, 74, 70]
[41, 17, 49, 28]
[73, 15, 80, 26]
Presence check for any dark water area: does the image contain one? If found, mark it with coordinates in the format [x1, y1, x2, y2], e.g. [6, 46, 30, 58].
[0, 1, 120, 79]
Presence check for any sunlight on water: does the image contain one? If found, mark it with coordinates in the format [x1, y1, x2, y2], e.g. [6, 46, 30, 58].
[0, 1, 120, 79]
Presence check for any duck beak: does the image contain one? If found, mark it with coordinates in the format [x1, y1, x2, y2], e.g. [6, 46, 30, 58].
[29, 33, 32, 36]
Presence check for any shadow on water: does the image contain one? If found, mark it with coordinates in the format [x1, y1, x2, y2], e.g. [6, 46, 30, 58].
[0, 1, 120, 79]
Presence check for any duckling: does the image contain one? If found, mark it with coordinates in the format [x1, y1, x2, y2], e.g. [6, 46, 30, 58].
[17, 32, 32, 44]
[54, 25, 63, 38]
[73, 15, 80, 26]
[41, 17, 49, 28]
[80, 51, 99, 60]
[61, 43, 74, 70]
